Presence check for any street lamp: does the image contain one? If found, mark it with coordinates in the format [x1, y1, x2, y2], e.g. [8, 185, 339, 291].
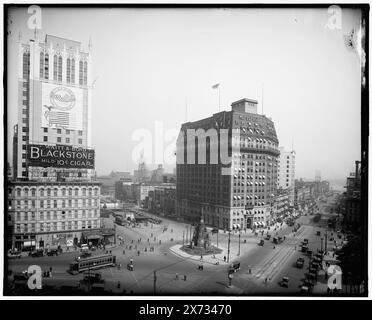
[227, 229, 231, 263]
[237, 230, 241, 256]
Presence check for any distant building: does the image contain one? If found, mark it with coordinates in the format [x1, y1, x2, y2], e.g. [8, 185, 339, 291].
[342, 161, 361, 229]
[150, 164, 164, 183]
[97, 171, 131, 196]
[176, 98, 280, 230]
[147, 184, 176, 216]
[277, 147, 295, 205]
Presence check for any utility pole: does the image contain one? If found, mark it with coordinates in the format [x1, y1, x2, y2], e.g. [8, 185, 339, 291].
[185, 226, 188, 244]
[182, 231, 185, 246]
[325, 231, 328, 253]
[227, 230, 231, 263]
[153, 270, 157, 294]
[216, 229, 219, 248]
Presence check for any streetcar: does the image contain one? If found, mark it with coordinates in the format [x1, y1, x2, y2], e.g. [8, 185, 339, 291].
[68, 254, 116, 274]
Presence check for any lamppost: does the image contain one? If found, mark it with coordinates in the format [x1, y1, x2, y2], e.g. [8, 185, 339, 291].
[227, 229, 231, 263]
[237, 230, 241, 256]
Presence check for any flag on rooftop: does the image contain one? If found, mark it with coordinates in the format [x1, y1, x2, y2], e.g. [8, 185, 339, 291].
[212, 83, 220, 89]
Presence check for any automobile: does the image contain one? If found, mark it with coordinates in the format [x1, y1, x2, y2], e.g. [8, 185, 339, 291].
[90, 246, 97, 251]
[265, 234, 271, 240]
[47, 249, 60, 256]
[258, 240, 265, 246]
[303, 239, 309, 244]
[7, 250, 22, 259]
[279, 277, 289, 288]
[300, 285, 310, 293]
[316, 231, 321, 236]
[127, 263, 134, 271]
[80, 252, 92, 258]
[211, 228, 219, 234]
[228, 262, 241, 273]
[307, 250, 313, 257]
[81, 244, 89, 252]
[301, 245, 308, 253]
[296, 257, 305, 268]
[29, 249, 44, 257]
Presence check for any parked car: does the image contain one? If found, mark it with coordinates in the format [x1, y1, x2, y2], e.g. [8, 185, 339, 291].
[279, 277, 289, 288]
[228, 262, 241, 274]
[47, 249, 59, 256]
[29, 249, 44, 257]
[259, 240, 265, 246]
[296, 257, 305, 268]
[7, 250, 22, 259]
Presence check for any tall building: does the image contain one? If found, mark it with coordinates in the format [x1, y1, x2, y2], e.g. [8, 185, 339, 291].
[176, 98, 280, 230]
[277, 147, 296, 205]
[7, 34, 102, 251]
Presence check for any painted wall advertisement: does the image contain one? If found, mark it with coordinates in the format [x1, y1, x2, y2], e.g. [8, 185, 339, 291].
[41, 82, 84, 130]
[27, 144, 95, 169]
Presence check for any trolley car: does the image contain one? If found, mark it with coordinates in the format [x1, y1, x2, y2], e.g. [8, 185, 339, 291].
[69, 254, 116, 274]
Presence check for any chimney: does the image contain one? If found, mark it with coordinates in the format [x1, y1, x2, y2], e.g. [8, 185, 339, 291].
[231, 98, 258, 114]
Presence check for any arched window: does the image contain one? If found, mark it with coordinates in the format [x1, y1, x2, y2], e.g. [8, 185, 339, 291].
[71, 59, 75, 84]
[79, 61, 83, 85]
[40, 52, 44, 78]
[23, 51, 30, 79]
[44, 53, 49, 79]
[58, 56, 62, 81]
[83, 61, 88, 85]
[66, 58, 71, 83]
[53, 55, 58, 80]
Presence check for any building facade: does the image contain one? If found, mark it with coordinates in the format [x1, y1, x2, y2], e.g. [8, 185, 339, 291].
[7, 34, 102, 251]
[176, 98, 280, 230]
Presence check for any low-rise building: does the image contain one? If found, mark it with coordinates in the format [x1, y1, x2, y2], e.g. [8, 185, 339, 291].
[7, 181, 101, 250]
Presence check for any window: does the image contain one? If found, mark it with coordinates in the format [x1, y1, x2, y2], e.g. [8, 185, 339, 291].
[44, 53, 49, 79]
[57, 137, 61, 143]
[23, 52, 30, 79]
[54, 200, 57, 208]
[78, 130, 83, 136]
[66, 129, 70, 135]
[58, 56, 62, 81]
[53, 55, 58, 80]
[71, 59, 75, 84]
[66, 138, 70, 143]
[54, 188, 58, 196]
[57, 129, 61, 134]
[43, 128, 48, 133]
[79, 61, 83, 85]
[66, 58, 71, 83]
[83, 61, 88, 85]
[78, 139, 83, 144]
[40, 52, 44, 78]
[43, 136, 48, 142]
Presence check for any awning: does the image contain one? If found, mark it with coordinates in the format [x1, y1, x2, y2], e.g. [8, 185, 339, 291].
[233, 224, 237, 228]
[254, 222, 258, 226]
[87, 235, 102, 240]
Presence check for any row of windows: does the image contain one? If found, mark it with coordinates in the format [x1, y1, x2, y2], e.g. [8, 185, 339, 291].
[43, 136, 83, 144]
[15, 220, 99, 233]
[15, 210, 99, 221]
[12, 187, 99, 197]
[43, 128, 83, 136]
[14, 198, 99, 209]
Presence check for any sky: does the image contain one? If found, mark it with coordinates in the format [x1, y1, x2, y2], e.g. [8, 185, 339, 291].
[6, 6, 362, 181]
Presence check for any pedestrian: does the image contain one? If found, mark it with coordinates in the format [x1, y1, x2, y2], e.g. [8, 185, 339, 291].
[273, 246, 276, 249]
[176, 273, 179, 280]
[265, 277, 268, 284]
[137, 250, 140, 256]
[223, 256, 226, 262]
[110, 250, 112, 254]
[123, 250, 125, 255]
[184, 275, 187, 281]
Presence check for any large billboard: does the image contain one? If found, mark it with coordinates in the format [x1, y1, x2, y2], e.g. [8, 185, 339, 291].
[27, 144, 95, 169]
[41, 83, 84, 130]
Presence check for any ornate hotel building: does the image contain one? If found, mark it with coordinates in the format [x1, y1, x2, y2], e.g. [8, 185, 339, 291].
[7, 34, 102, 251]
[176, 98, 280, 230]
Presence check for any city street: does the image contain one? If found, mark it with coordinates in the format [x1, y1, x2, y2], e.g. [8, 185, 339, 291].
[8, 194, 343, 295]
